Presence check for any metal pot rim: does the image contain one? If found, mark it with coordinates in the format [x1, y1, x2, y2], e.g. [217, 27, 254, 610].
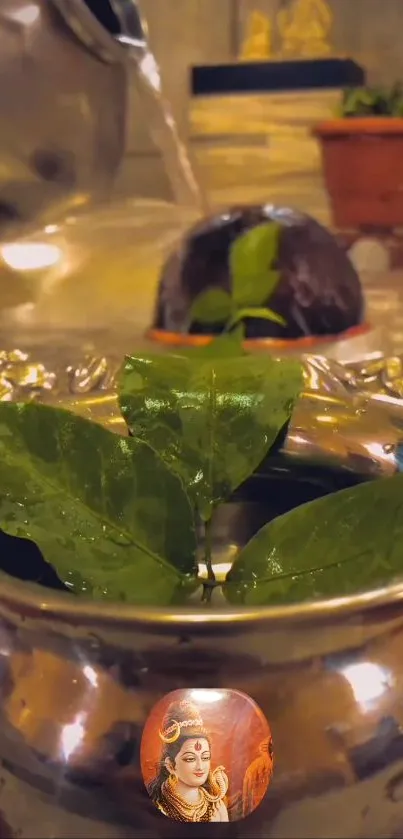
[51, 0, 130, 63]
[1, 572, 403, 633]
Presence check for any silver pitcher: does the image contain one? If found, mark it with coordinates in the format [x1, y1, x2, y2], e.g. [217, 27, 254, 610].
[0, 0, 125, 226]
[0, 0, 201, 232]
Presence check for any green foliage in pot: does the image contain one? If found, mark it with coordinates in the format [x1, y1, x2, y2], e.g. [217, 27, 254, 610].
[340, 83, 403, 118]
[0, 333, 301, 606]
[1, 332, 403, 609]
[189, 222, 285, 333]
[0, 402, 198, 605]
[119, 346, 303, 592]
[226, 474, 403, 605]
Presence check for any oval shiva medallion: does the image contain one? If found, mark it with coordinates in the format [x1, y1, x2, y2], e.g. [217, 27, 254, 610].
[140, 688, 273, 823]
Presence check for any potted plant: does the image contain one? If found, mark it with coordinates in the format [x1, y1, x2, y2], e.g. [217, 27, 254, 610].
[314, 84, 403, 229]
[0, 340, 402, 836]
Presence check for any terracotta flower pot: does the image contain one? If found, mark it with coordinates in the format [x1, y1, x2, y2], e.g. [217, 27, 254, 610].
[314, 118, 403, 229]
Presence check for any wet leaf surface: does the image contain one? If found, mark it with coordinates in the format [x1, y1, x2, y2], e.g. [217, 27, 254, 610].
[0, 403, 197, 604]
[189, 288, 232, 326]
[225, 474, 403, 605]
[230, 222, 281, 308]
[119, 352, 303, 520]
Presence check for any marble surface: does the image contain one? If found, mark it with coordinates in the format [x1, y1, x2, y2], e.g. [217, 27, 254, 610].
[188, 90, 334, 221]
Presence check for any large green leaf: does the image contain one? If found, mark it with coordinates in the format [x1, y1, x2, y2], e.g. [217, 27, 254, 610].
[0, 402, 197, 604]
[119, 352, 303, 520]
[225, 474, 403, 606]
[229, 222, 281, 308]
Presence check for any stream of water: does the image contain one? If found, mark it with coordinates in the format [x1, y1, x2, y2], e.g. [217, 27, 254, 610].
[115, 0, 207, 213]
[134, 46, 207, 212]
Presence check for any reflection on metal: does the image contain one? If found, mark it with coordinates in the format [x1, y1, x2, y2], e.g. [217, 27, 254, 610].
[1, 242, 62, 271]
[342, 662, 393, 707]
[0, 344, 403, 484]
[0, 201, 401, 483]
[279, 354, 403, 479]
[0, 348, 402, 835]
[240, 11, 272, 61]
[0, 0, 126, 227]
[0, 0, 203, 232]
[52, 0, 205, 211]
[2, 518, 403, 836]
[277, 0, 333, 58]
[51, 0, 146, 62]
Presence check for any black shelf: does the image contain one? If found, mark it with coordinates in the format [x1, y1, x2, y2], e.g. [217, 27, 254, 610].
[192, 58, 365, 97]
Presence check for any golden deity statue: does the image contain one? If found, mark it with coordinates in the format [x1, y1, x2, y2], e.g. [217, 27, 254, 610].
[240, 11, 272, 61]
[277, 0, 333, 59]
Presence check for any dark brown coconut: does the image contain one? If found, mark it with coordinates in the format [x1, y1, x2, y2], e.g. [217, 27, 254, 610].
[153, 206, 364, 340]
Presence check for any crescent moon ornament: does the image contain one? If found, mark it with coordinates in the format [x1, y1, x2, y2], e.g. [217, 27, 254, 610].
[159, 720, 180, 743]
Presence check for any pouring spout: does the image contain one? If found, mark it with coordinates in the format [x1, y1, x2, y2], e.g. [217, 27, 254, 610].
[43, 1, 206, 215]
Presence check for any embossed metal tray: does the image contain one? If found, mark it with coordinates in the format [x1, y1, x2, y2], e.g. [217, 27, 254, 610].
[0, 198, 402, 458]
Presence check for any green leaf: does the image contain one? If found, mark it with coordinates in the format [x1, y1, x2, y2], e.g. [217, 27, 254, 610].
[230, 224, 281, 308]
[189, 288, 232, 325]
[119, 353, 303, 520]
[225, 474, 403, 606]
[0, 402, 197, 604]
[341, 85, 403, 117]
[229, 306, 285, 329]
[180, 326, 247, 360]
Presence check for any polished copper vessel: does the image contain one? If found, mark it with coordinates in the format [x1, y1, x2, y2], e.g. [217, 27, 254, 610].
[1, 528, 403, 839]
[0, 359, 401, 837]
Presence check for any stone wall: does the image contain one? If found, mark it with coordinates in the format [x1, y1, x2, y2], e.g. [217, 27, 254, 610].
[120, 0, 235, 200]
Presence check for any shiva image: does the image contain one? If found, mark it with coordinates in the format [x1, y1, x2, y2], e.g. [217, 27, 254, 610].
[141, 688, 273, 823]
[147, 697, 229, 822]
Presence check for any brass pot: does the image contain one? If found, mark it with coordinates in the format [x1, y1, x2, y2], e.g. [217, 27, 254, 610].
[0, 439, 403, 837]
[0, 331, 400, 836]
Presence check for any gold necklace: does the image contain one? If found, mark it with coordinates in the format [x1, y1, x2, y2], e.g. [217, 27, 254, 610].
[163, 779, 209, 822]
[161, 768, 228, 823]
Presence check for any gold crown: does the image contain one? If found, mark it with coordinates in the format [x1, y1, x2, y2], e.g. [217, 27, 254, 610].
[159, 717, 204, 744]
